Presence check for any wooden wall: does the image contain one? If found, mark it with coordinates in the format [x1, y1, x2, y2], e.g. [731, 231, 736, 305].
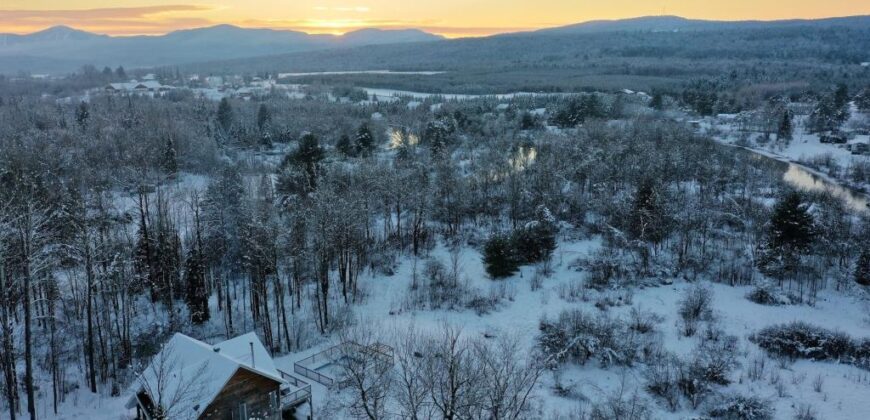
[200, 368, 281, 420]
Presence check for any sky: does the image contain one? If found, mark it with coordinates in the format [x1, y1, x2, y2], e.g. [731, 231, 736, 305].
[1, 1, 869, 38]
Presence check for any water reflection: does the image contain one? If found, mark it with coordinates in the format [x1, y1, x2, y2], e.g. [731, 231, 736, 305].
[783, 164, 869, 212]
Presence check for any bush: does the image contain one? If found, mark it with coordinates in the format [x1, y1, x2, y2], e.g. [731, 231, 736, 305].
[538, 309, 657, 368]
[751, 322, 852, 361]
[746, 283, 792, 306]
[645, 334, 738, 411]
[679, 285, 714, 336]
[707, 393, 774, 420]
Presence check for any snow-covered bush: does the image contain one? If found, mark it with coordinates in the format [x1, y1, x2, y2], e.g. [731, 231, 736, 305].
[644, 352, 682, 411]
[628, 307, 663, 334]
[645, 333, 738, 411]
[582, 250, 635, 290]
[537, 310, 658, 368]
[589, 389, 654, 420]
[746, 283, 792, 306]
[849, 338, 870, 370]
[751, 322, 852, 361]
[707, 393, 774, 420]
[793, 404, 818, 420]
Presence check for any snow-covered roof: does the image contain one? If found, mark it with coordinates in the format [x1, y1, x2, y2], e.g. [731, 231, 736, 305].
[126, 332, 284, 420]
[107, 80, 168, 91]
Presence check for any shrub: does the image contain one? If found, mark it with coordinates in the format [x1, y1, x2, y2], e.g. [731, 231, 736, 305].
[679, 285, 714, 336]
[538, 309, 657, 368]
[746, 283, 791, 306]
[644, 353, 681, 411]
[707, 393, 774, 420]
[752, 322, 852, 361]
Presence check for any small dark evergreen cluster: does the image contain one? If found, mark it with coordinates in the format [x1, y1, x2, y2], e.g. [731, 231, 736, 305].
[483, 208, 557, 279]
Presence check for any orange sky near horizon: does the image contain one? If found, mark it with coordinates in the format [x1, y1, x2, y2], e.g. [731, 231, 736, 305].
[1, 0, 869, 38]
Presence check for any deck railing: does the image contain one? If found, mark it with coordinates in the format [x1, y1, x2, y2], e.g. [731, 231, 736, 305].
[292, 341, 395, 387]
[277, 368, 312, 409]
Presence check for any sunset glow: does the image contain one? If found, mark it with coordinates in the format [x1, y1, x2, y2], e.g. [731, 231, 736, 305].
[1, 0, 869, 37]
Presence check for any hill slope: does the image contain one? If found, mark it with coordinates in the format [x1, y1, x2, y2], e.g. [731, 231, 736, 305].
[0, 25, 444, 74]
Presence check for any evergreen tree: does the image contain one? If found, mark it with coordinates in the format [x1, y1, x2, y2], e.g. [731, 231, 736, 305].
[355, 124, 375, 157]
[512, 206, 558, 264]
[257, 104, 271, 132]
[75, 101, 89, 130]
[757, 191, 816, 279]
[184, 244, 209, 324]
[628, 179, 670, 244]
[808, 88, 850, 133]
[777, 109, 793, 141]
[856, 87, 870, 113]
[336, 134, 356, 157]
[650, 92, 664, 110]
[161, 137, 178, 177]
[855, 248, 870, 287]
[483, 234, 519, 279]
[279, 134, 325, 195]
[115, 66, 126, 80]
[216, 97, 233, 132]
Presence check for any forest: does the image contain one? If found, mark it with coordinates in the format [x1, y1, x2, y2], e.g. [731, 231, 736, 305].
[0, 67, 870, 420]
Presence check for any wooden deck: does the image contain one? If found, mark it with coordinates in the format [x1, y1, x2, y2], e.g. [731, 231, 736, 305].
[277, 369, 312, 410]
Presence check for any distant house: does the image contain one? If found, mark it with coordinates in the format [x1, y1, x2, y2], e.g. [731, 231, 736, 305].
[127, 332, 311, 420]
[105, 80, 172, 95]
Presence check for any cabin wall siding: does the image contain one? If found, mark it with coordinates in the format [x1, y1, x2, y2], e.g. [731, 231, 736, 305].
[200, 368, 281, 420]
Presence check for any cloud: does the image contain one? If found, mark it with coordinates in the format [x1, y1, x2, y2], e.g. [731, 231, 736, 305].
[0, 5, 216, 35]
[240, 17, 531, 37]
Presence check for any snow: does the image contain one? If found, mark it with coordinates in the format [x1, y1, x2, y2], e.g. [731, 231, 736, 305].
[260, 234, 870, 418]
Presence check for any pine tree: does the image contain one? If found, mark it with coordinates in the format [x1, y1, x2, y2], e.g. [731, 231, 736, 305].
[216, 97, 233, 132]
[650, 92, 664, 110]
[184, 244, 209, 324]
[285, 134, 325, 194]
[628, 179, 670, 244]
[757, 191, 816, 279]
[355, 124, 375, 157]
[483, 234, 519, 279]
[336, 134, 356, 157]
[777, 110, 793, 141]
[855, 248, 870, 286]
[161, 137, 178, 177]
[512, 206, 558, 264]
[257, 104, 271, 132]
[115, 66, 126, 79]
[75, 101, 89, 130]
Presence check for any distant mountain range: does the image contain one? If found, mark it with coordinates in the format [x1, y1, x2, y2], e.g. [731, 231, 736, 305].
[537, 15, 870, 34]
[0, 25, 443, 74]
[1, 15, 868, 75]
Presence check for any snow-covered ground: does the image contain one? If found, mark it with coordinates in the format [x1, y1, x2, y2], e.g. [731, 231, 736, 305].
[282, 236, 870, 419]
[33, 224, 870, 419]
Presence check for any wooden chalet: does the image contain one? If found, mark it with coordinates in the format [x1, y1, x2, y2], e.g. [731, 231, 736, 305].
[127, 332, 311, 420]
